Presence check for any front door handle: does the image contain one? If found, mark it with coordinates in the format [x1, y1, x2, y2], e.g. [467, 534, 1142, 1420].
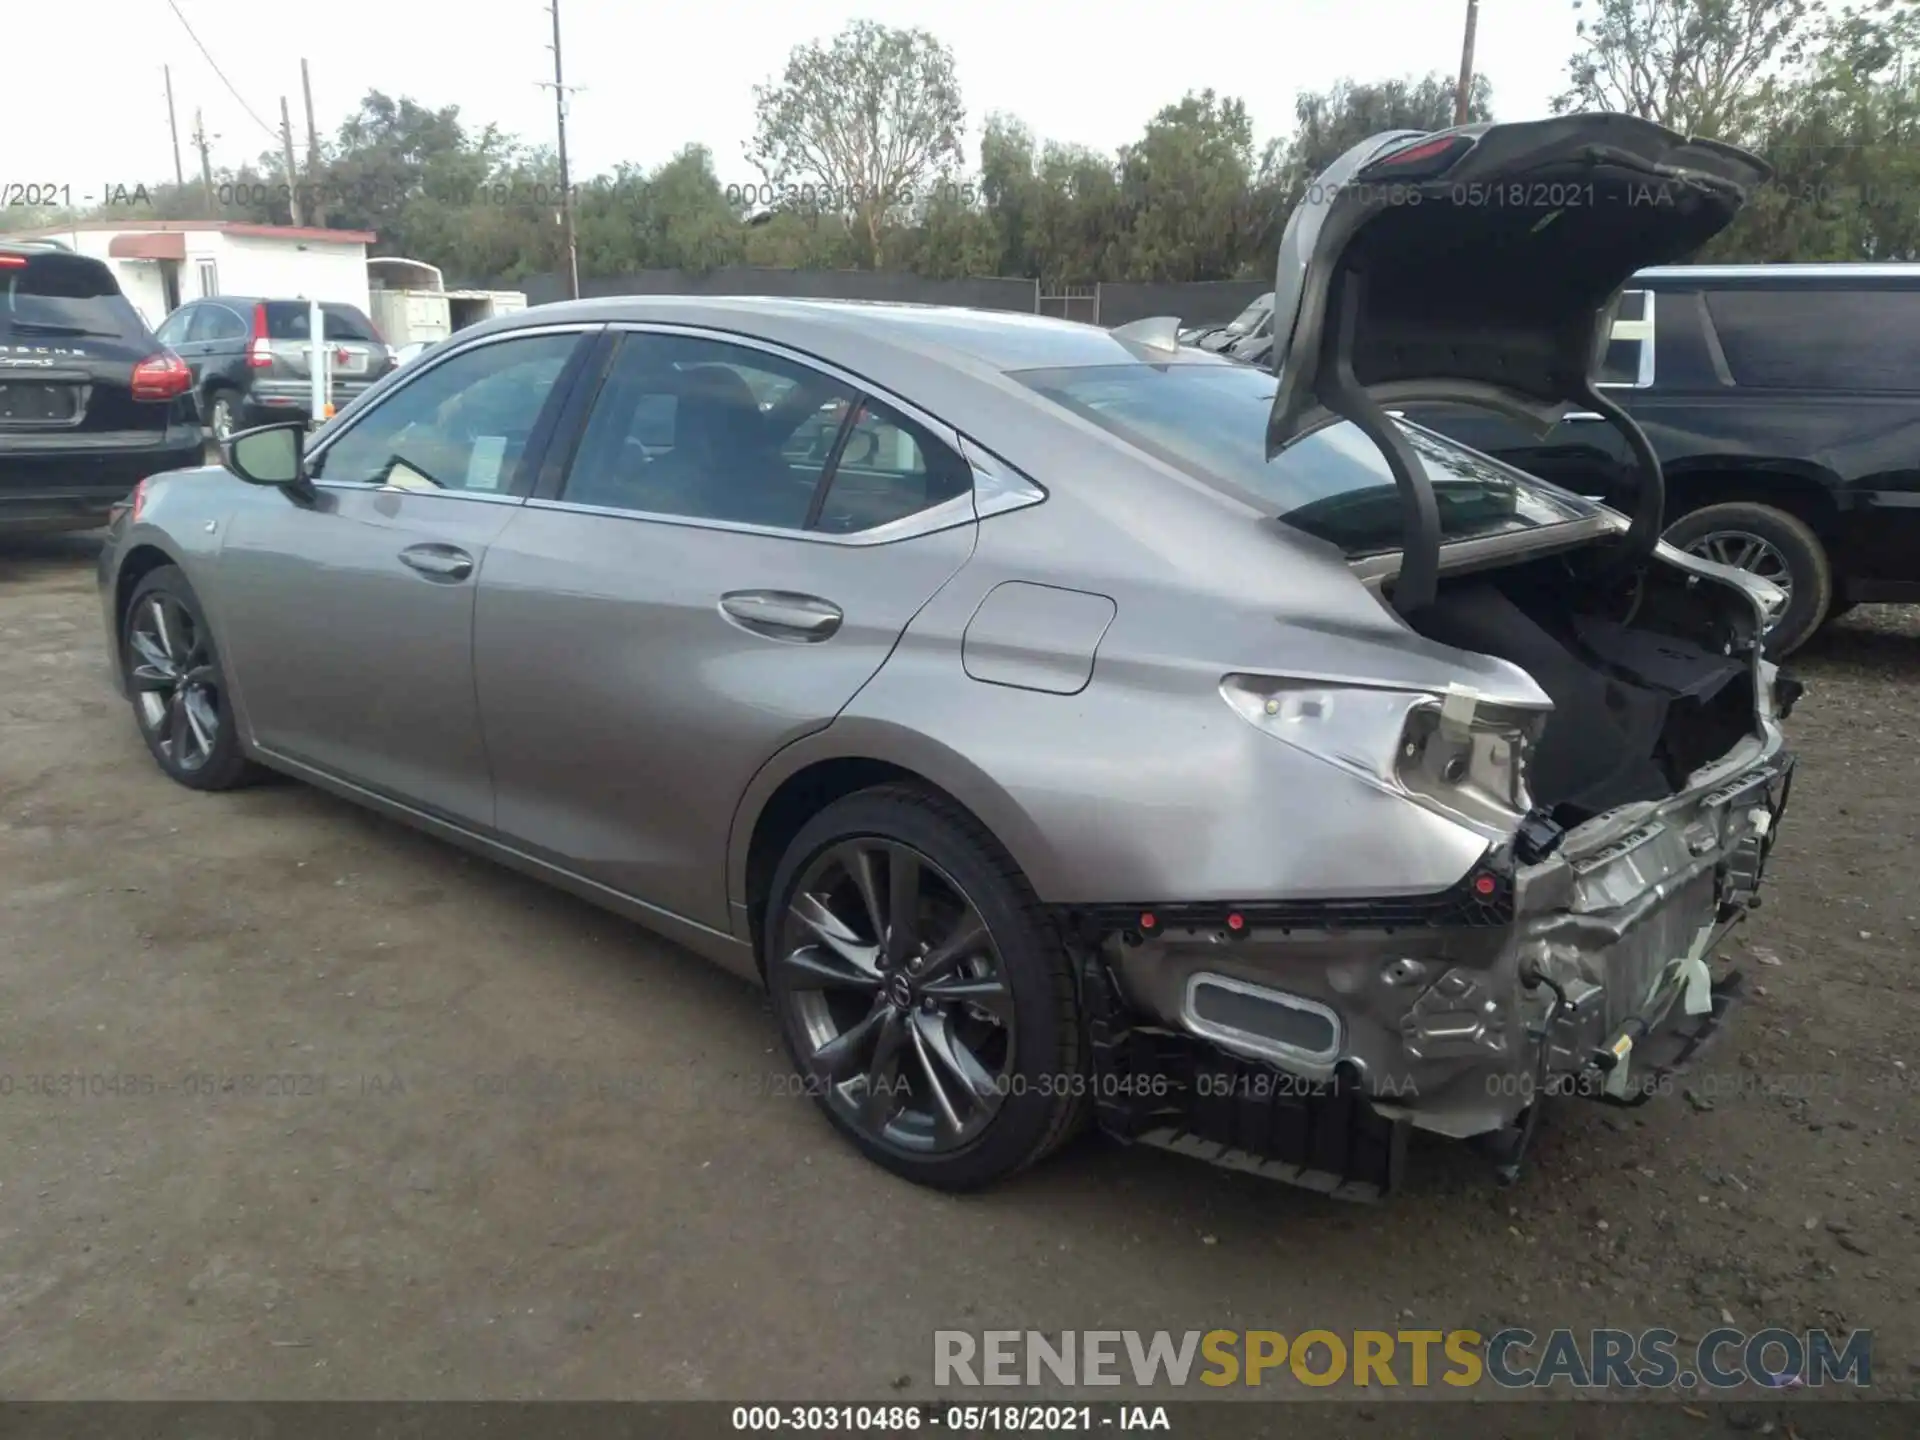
[399, 543, 474, 581]
[718, 590, 843, 642]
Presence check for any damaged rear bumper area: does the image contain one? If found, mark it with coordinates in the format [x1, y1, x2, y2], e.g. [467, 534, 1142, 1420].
[1060, 731, 1795, 1202]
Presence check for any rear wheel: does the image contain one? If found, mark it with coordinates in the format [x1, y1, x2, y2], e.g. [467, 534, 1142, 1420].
[1664, 501, 1832, 657]
[763, 784, 1088, 1191]
[122, 566, 260, 791]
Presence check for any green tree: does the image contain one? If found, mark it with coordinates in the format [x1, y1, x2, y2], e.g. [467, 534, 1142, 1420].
[748, 21, 966, 267]
[1556, 0, 1825, 140]
[1716, 0, 1920, 258]
[1117, 91, 1258, 281]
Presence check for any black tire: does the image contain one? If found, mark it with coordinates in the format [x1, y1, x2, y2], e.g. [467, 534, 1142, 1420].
[763, 783, 1089, 1191]
[121, 565, 261, 791]
[206, 390, 238, 443]
[1663, 501, 1833, 657]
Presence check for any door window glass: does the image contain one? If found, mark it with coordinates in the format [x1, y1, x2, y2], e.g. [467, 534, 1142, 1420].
[562, 331, 973, 533]
[188, 304, 246, 343]
[154, 308, 192, 347]
[310, 333, 578, 495]
[1705, 288, 1920, 390]
[562, 332, 860, 529]
[810, 397, 973, 534]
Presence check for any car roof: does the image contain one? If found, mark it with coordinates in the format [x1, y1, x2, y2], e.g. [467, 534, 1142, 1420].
[1635, 262, 1920, 286]
[489, 295, 1242, 374]
[181, 295, 370, 308]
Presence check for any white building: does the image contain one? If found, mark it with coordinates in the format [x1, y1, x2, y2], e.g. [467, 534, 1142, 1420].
[1, 221, 377, 331]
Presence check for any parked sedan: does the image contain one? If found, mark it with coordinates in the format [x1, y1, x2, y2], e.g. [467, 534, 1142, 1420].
[99, 115, 1799, 1200]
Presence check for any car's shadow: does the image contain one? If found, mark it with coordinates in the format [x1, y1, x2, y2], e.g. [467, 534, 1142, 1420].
[1792, 605, 1920, 672]
[0, 529, 105, 571]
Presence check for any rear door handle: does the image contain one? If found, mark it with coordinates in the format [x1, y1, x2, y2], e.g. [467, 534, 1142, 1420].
[1563, 411, 1606, 422]
[718, 590, 843, 642]
[398, 543, 474, 581]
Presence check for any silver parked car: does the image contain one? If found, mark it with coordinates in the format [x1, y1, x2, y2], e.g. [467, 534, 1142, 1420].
[99, 116, 1799, 1199]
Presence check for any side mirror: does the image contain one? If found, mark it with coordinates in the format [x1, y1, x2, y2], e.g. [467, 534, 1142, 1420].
[223, 422, 315, 501]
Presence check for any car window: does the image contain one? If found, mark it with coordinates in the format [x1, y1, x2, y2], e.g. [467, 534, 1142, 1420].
[154, 308, 192, 347]
[188, 304, 246, 343]
[560, 332, 862, 529]
[1597, 289, 1653, 387]
[310, 333, 578, 495]
[811, 397, 973, 535]
[265, 301, 379, 342]
[1704, 287, 1920, 391]
[0, 251, 149, 342]
[1013, 360, 1592, 557]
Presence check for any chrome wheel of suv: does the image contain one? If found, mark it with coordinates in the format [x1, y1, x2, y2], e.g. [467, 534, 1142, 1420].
[1682, 528, 1795, 601]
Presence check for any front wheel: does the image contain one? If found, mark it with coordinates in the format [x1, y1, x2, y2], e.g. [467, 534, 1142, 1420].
[1664, 501, 1833, 657]
[122, 565, 260, 791]
[763, 784, 1088, 1191]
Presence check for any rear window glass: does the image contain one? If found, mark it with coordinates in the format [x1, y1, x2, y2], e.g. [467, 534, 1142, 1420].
[265, 302, 378, 342]
[1013, 360, 1592, 556]
[1706, 288, 1920, 391]
[1, 253, 148, 341]
[1223, 293, 1275, 336]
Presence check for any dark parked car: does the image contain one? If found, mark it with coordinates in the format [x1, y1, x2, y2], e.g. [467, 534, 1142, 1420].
[1400, 264, 1920, 654]
[0, 240, 202, 535]
[153, 296, 395, 441]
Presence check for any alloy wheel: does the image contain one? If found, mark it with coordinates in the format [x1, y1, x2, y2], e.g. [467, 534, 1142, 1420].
[211, 397, 234, 443]
[127, 594, 222, 772]
[1682, 528, 1795, 602]
[774, 838, 1016, 1154]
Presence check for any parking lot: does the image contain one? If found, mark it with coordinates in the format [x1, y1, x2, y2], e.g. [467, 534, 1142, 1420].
[1, 530, 1915, 1403]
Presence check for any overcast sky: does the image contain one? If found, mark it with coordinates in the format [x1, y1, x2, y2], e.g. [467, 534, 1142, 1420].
[17, 1, 1583, 202]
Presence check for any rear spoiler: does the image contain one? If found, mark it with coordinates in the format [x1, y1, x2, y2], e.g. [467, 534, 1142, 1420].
[1265, 113, 1771, 614]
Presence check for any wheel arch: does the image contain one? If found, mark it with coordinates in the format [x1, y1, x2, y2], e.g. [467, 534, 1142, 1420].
[113, 541, 189, 642]
[728, 722, 1064, 967]
[1662, 459, 1846, 540]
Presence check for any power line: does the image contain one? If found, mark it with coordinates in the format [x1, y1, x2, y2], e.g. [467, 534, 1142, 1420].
[162, 0, 280, 141]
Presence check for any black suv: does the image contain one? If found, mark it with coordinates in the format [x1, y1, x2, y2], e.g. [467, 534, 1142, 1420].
[1404, 264, 1920, 653]
[153, 296, 395, 441]
[1, 241, 204, 535]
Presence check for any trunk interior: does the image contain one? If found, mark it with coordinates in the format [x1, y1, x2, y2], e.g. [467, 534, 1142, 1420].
[1409, 552, 1761, 827]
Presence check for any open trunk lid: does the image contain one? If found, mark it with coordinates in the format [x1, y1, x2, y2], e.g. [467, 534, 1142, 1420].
[1263, 113, 1771, 613]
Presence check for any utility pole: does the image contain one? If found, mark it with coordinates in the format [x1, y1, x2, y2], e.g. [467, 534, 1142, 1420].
[193, 109, 215, 209]
[538, 0, 582, 299]
[301, 59, 328, 226]
[164, 66, 185, 189]
[280, 97, 306, 226]
[1454, 0, 1481, 126]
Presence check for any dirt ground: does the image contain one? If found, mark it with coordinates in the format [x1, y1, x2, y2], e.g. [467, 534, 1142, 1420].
[1, 531, 1914, 1408]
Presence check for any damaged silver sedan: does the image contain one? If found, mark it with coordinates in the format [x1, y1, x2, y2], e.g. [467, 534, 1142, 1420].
[99, 113, 1795, 1199]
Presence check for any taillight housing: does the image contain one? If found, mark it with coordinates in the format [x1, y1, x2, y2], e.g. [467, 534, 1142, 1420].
[130, 350, 192, 402]
[248, 302, 273, 367]
[1358, 133, 1476, 183]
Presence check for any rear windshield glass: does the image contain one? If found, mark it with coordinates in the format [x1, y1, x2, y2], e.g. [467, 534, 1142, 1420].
[1013, 361, 1592, 555]
[1224, 293, 1275, 335]
[1705, 288, 1920, 391]
[1, 253, 148, 340]
[264, 302, 378, 342]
